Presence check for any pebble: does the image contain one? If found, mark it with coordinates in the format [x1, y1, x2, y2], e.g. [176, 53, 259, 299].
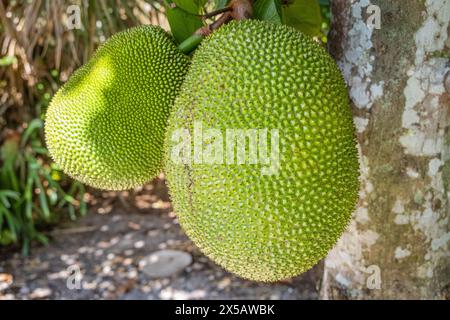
[139, 250, 192, 278]
[30, 287, 52, 299]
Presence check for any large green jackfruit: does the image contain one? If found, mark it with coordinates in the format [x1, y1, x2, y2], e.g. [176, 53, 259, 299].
[45, 25, 189, 190]
[165, 20, 360, 282]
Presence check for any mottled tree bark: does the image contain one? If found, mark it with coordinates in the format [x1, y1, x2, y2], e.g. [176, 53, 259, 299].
[321, 0, 450, 299]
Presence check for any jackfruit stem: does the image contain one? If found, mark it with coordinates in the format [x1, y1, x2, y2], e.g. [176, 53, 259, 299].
[199, 7, 233, 20]
[177, 0, 253, 54]
[229, 0, 253, 20]
[195, 11, 234, 37]
[178, 34, 204, 54]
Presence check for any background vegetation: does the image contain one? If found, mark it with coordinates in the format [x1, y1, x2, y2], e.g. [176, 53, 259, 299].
[0, 0, 330, 253]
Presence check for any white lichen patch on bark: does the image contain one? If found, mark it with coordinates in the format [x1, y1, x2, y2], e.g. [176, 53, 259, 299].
[398, 0, 450, 281]
[395, 247, 412, 259]
[392, 199, 405, 214]
[338, 0, 385, 113]
[406, 166, 420, 178]
[400, 59, 449, 155]
[394, 214, 410, 225]
[353, 116, 369, 133]
[323, 0, 450, 299]
[428, 158, 444, 177]
[324, 146, 379, 295]
[323, 0, 385, 297]
[355, 207, 370, 224]
[324, 224, 380, 291]
[400, 0, 450, 156]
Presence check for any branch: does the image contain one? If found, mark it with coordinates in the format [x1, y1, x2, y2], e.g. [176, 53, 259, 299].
[196, 0, 253, 36]
[0, 1, 26, 49]
[199, 7, 232, 20]
[178, 0, 253, 54]
[229, 0, 253, 20]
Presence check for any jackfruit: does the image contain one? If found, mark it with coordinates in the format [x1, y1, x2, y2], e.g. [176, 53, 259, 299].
[164, 20, 359, 282]
[45, 25, 190, 190]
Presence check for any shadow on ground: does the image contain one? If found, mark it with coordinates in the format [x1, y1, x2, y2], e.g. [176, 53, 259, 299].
[0, 179, 320, 300]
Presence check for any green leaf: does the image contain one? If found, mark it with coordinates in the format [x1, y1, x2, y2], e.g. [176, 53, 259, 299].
[0, 206, 17, 241]
[21, 118, 43, 147]
[0, 190, 20, 209]
[0, 56, 17, 66]
[0, 218, 3, 235]
[64, 194, 75, 204]
[48, 190, 58, 206]
[34, 232, 49, 245]
[0, 230, 17, 246]
[0, 137, 19, 161]
[166, 6, 203, 44]
[73, 183, 87, 216]
[80, 198, 87, 216]
[32, 147, 49, 155]
[24, 175, 34, 219]
[0, 195, 11, 208]
[214, 0, 230, 9]
[68, 204, 76, 221]
[253, 0, 283, 24]
[197, 0, 208, 6]
[0, 190, 20, 201]
[21, 239, 30, 256]
[282, 0, 322, 37]
[34, 175, 50, 219]
[42, 171, 64, 194]
[172, 0, 206, 14]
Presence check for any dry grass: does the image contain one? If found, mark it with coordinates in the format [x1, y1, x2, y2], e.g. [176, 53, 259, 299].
[0, 0, 167, 133]
[0, 0, 171, 251]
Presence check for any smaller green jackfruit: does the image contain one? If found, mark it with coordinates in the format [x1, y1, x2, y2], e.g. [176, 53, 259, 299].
[45, 25, 190, 190]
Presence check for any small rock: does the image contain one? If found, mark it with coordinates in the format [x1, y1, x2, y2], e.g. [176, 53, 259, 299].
[139, 250, 192, 278]
[122, 289, 147, 300]
[134, 240, 145, 249]
[0, 293, 15, 300]
[30, 287, 52, 299]
[191, 262, 203, 271]
[217, 277, 232, 290]
[19, 286, 30, 295]
[124, 249, 134, 256]
[0, 273, 13, 291]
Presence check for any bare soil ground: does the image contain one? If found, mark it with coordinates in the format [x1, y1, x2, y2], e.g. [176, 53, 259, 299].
[0, 180, 320, 300]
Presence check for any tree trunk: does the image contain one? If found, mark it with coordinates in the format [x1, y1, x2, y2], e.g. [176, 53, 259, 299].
[320, 0, 450, 299]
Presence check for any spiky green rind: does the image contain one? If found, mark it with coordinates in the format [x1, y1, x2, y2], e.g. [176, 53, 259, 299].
[45, 25, 190, 190]
[165, 20, 359, 282]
